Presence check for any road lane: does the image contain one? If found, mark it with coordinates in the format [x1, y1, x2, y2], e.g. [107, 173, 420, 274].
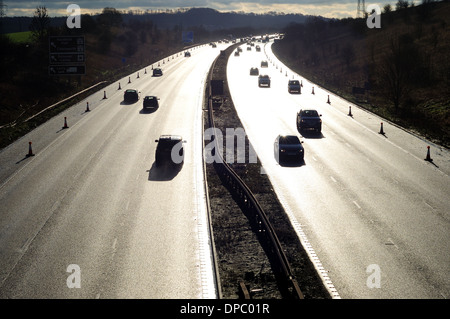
[0, 43, 229, 298]
[227, 41, 449, 298]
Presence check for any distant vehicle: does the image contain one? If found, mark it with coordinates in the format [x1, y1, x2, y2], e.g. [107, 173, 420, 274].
[274, 135, 304, 163]
[261, 61, 268, 68]
[288, 80, 301, 93]
[256, 45, 261, 52]
[237, 47, 243, 52]
[143, 96, 159, 110]
[297, 109, 322, 133]
[249, 67, 259, 76]
[184, 51, 191, 57]
[155, 135, 185, 166]
[234, 51, 240, 56]
[153, 68, 163, 76]
[247, 46, 251, 51]
[258, 75, 271, 87]
[123, 89, 140, 103]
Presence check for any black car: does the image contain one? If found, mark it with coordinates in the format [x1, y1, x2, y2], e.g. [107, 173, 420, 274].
[297, 109, 322, 133]
[123, 89, 139, 103]
[249, 67, 259, 76]
[274, 135, 304, 163]
[288, 80, 301, 93]
[153, 68, 163, 76]
[261, 61, 268, 68]
[143, 96, 159, 110]
[155, 135, 185, 166]
[184, 51, 191, 57]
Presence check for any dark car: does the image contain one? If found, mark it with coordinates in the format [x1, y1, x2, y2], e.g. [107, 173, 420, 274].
[123, 89, 139, 103]
[249, 67, 259, 76]
[258, 75, 271, 87]
[288, 80, 301, 93]
[261, 61, 268, 68]
[143, 96, 159, 110]
[155, 135, 185, 166]
[153, 68, 163, 76]
[274, 135, 304, 163]
[234, 50, 240, 56]
[184, 51, 191, 57]
[297, 109, 322, 133]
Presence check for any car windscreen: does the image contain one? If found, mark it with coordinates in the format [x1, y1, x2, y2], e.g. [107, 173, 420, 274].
[279, 136, 300, 145]
[301, 110, 319, 117]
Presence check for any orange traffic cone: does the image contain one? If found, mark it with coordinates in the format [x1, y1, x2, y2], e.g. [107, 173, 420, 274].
[379, 122, 385, 135]
[26, 141, 35, 157]
[425, 146, 433, 162]
[62, 117, 69, 129]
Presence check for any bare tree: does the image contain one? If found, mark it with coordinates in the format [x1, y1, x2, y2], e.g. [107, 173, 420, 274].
[377, 37, 412, 110]
[30, 6, 50, 43]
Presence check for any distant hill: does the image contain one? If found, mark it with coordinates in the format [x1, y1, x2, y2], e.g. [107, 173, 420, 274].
[122, 8, 310, 30]
[1, 7, 310, 34]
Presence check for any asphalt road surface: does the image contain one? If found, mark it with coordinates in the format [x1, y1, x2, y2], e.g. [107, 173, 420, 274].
[0, 42, 231, 298]
[227, 40, 449, 299]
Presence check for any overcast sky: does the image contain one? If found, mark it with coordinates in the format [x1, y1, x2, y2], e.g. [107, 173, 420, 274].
[3, 0, 399, 19]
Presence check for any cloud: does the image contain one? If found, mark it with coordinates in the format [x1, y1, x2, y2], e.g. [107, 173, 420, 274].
[3, 0, 396, 18]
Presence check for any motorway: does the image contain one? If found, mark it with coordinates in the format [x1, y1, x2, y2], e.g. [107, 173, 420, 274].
[0, 42, 232, 298]
[227, 41, 450, 298]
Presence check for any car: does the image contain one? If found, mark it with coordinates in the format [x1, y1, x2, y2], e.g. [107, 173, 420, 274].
[288, 80, 301, 93]
[274, 135, 304, 163]
[154, 135, 185, 166]
[249, 67, 259, 76]
[234, 50, 240, 56]
[143, 96, 159, 110]
[258, 75, 271, 87]
[184, 51, 191, 57]
[153, 68, 163, 76]
[261, 61, 268, 68]
[297, 109, 322, 133]
[255, 45, 261, 52]
[123, 89, 140, 103]
[247, 46, 251, 51]
[237, 47, 243, 53]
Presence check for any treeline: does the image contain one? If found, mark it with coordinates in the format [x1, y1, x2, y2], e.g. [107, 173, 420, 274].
[272, 0, 450, 146]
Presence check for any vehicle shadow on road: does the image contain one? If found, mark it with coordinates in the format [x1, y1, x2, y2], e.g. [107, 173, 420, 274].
[147, 162, 182, 181]
[299, 131, 325, 139]
[120, 101, 138, 106]
[275, 158, 306, 168]
[139, 108, 158, 114]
